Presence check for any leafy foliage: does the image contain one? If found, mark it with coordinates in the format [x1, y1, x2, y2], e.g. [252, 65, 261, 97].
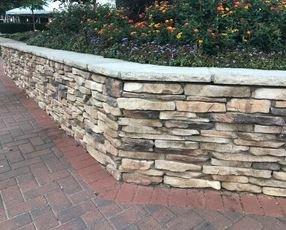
[7, 0, 286, 70]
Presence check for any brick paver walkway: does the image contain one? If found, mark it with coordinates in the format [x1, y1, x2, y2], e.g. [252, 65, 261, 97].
[0, 59, 286, 229]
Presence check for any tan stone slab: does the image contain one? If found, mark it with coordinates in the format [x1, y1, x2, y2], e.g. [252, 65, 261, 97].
[119, 118, 162, 127]
[155, 160, 201, 172]
[164, 176, 221, 190]
[117, 98, 175, 111]
[176, 101, 226, 112]
[121, 159, 154, 171]
[212, 175, 249, 183]
[227, 99, 270, 113]
[119, 150, 164, 160]
[250, 147, 286, 157]
[250, 178, 286, 188]
[254, 88, 286, 100]
[124, 82, 183, 94]
[273, 172, 286, 181]
[212, 152, 281, 163]
[155, 140, 199, 149]
[203, 165, 271, 178]
[254, 125, 282, 134]
[211, 158, 252, 168]
[159, 111, 197, 120]
[184, 84, 251, 97]
[122, 173, 162, 185]
[201, 143, 249, 153]
[222, 182, 261, 193]
[263, 187, 286, 197]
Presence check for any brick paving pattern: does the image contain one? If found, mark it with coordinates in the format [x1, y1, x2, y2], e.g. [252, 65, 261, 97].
[0, 59, 286, 229]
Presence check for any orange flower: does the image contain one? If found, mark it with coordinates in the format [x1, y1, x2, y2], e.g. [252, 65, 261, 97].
[167, 26, 175, 33]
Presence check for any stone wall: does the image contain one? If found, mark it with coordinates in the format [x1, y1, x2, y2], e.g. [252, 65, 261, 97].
[1, 42, 286, 197]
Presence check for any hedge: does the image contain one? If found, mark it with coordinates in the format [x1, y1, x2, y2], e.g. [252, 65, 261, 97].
[0, 23, 46, 34]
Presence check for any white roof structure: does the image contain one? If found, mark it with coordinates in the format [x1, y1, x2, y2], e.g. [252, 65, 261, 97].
[98, 0, 116, 6]
[6, 1, 62, 15]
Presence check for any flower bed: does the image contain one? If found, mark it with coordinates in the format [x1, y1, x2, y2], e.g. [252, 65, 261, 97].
[5, 0, 286, 70]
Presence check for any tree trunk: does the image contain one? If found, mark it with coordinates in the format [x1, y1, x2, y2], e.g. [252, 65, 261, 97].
[32, 8, 36, 31]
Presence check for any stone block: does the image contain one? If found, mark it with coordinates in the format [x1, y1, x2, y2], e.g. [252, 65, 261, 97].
[122, 125, 161, 135]
[176, 101, 226, 112]
[275, 101, 286, 108]
[222, 182, 261, 193]
[169, 129, 199, 136]
[159, 111, 196, 120]
[87, 146, 115, 167]
[164, 176, 221, 190]
[203, 165, 271, 178]
[211, 158, 252, 168]
[119, 118, 162, 127]
[85, 80, 103, 92]
[234, 139, 284, 148]
[103, 103, 121, 116]
[227, 99, 270, 113]
[254, 125, 282, 134]
[201, 143, 249, 153]
[273, 172, 286, 181]
[271, 108, 286, 116]
[123, 110, 160, 119]
[252, 162, 280, 171]
[121, 138, 154, 151]
[184, 84, 251, 97]
[122, 173, 162, 185]
[72, 68, 90, 79]
[118, 98, 175, 111]
[105, 78, 123, 98]
[211, 113, 285, 126]
[250, 147, 286, 157]
[166, 154, 209, 163]
[263, 187, 286, 197]
[121, 159, 153, 171]
[215, 123, 253, 132]
[254, 88, 286, 100]
[212, 152, 281, 163]
[212, 175, 249, 183]
[119, 150, 163, 160]
[166, 171, 203, 179]
[155, 160, 201, 172]
[155, 140, 199, 150]
[124, 82, 183, 94]
[249, 177, 286, 188]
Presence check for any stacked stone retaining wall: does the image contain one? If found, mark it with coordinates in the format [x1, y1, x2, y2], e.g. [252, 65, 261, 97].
[1, 39, 286, 197]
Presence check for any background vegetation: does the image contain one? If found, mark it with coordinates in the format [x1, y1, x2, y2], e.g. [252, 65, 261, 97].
[5, 0, 286, 69]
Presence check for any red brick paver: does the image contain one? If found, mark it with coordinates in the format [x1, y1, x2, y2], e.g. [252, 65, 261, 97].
[0, 59, 286, 229]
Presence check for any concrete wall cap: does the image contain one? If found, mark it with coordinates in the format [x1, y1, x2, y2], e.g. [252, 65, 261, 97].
[1, 37, 285, 86]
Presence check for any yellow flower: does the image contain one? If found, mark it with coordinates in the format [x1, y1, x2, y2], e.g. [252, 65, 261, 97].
[176, 32, 183, 39]
[154, 23, 161, 29]
[198, 39, 203, 45]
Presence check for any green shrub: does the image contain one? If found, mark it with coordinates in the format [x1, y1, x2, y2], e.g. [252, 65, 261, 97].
[9, 0, 286, 70]
[0, 23, 46, 34]
[116, 0, 155, 18]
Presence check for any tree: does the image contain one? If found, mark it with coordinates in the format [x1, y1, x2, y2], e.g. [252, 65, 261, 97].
[0, 1, 21, 15]
[55, 0, 97, 10]
[20, 0, 47, 31]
